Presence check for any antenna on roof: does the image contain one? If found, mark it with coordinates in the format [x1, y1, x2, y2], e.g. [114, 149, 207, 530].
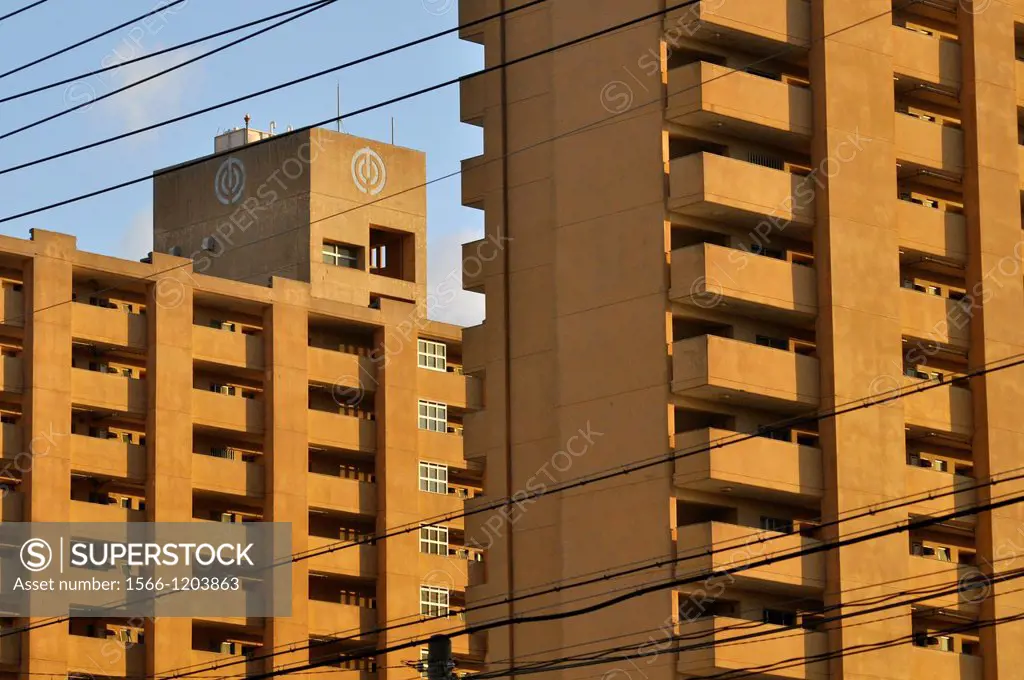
[336, 82, 344, 133]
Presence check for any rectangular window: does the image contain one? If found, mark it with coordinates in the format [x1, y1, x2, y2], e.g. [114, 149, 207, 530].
[323, 242, 360, 269]
[755, 335, 788, 351]
[762, 609, 796, 627]
[419, 525, 449, 555]
[419, 649, 429, 679]
[760, 516, 794, 534]
[420, 585, 449, 618]
[418, 400, 447, 432]
[417, 339, 447, 372]
[419, 461, 448, 494]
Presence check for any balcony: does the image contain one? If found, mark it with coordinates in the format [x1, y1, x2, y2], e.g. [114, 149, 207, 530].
[669, 153, 814, 232]
[0, 491, 22, 522]
[902, 376, 972, 440]
[0, 422, 20, 461]
[461, 323, 488, 376]
[308, 348, 376, 392]
[457, 0, 495, 43]
[1018, 58, 1024, 108]
[418, 490, 465, 530]
[666, 0, 810, 52]
[72, 303, 146, 350]
[892, 26, 961, 89]
[669, 243, 816, 323]
[68, 635, 144, 679]
[460, 73, 490, 127]
[308, 474, 376, 516]
[905, 466, 977, 524]
[900, 289, 969, 350]
[419, 369, 482, 411]
[895, 113, 964, 175]
[677, 522, 825, 594]
[0, 634, 18, 667]
[676, 616, 826, 679]
[672, 335, 819, 412]
[462, 155, 488, 210]
[70, 435, 145, 483]
[674, 428, 822, 506]
[307, 536, 377, 578]
[193, 325, 263, 371]
[72, 368, 146, 415]
[307, 601, 377, 638]
[896, 201, 966, 265]
[192, 389, 264, 435]
[418, 429, 468, 468]
[0, 356, 21, 394]
[192, 453, 264, 498]
[908, 558, 981, 617]
[71, 499, 144, 523]
[911, 647, 981, 680]
[308, 411, 376, 452]
[462, 238, 486, 293]
[0, 286, 22, 327]
[189, 650, 259, 676]
[667, 62, 811, 145]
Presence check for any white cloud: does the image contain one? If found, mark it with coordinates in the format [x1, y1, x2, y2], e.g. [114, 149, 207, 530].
[116, 208, 154, 261]
[87, 44, 203, 135]
[427, 226, 485, 327]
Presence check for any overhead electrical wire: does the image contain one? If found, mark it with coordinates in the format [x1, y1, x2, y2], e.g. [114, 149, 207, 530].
[0, 0, 188, 80]
[0, 0, 548, 168]
[0, 0, 337, 139]
[0, 0, 347, 105]
[0, 0, 51, 25]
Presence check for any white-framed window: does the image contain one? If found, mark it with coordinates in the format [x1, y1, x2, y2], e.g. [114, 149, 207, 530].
[419, 648, 430, 678]
[323, 242, 360, 269]
[420, 584, 449, 618]
[419, 525, 449, 555]
[417, 339, 447, 372]
[418, 400, 447, 432]
[419, 461, 448, 494]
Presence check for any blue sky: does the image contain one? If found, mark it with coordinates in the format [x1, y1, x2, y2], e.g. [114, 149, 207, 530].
[0, 0, 484, 325]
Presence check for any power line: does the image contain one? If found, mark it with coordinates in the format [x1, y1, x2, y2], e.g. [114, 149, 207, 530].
[211, 491, 1024, 680]
[0, 0, 548, 166]
[239, 482, 1024, 680]
[0, 0, 336, 139]
[473, 570, 1024, 679]
[0, 0, 188, 80]
[0, 0, 699, 216]
[0, 0, 341, 104]
[0, 0, 51, 25]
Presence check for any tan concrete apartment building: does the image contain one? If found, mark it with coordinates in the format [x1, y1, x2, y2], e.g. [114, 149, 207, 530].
[459, 1, 1024, 679]
[0, 128, 484, 679]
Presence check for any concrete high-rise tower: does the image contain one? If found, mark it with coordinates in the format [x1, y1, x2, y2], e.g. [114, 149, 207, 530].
[459, 2, 1024, 679]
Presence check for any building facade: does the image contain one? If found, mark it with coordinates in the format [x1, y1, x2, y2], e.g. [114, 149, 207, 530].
[460, 1, 1024, 680]
[0, 128, 484, 678]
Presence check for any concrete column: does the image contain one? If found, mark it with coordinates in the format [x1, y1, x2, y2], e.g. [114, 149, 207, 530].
[375, 301, 421, 680]
[810, 3, 910, 679]
[959, 2, 1024, 674]
[144, 253, 195, 674]
[22, 230, 74, 679]
[263, 279, 310, 673]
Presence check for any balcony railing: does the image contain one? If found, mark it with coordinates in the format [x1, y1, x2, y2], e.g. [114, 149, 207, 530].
[672, 335, 819, 411]
[674, 428, 822, 505]
[670, 243, 816, 323]
[669, 153, 814, 232]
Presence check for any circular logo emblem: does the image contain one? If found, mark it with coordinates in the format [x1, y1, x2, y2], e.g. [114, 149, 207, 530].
[351, 147, 387, 196]
[21, 538, 52, 572]
[214, 157, 246, 205]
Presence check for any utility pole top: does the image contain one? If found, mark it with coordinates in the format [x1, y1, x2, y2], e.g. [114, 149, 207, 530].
[427, 635, 454, 680]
